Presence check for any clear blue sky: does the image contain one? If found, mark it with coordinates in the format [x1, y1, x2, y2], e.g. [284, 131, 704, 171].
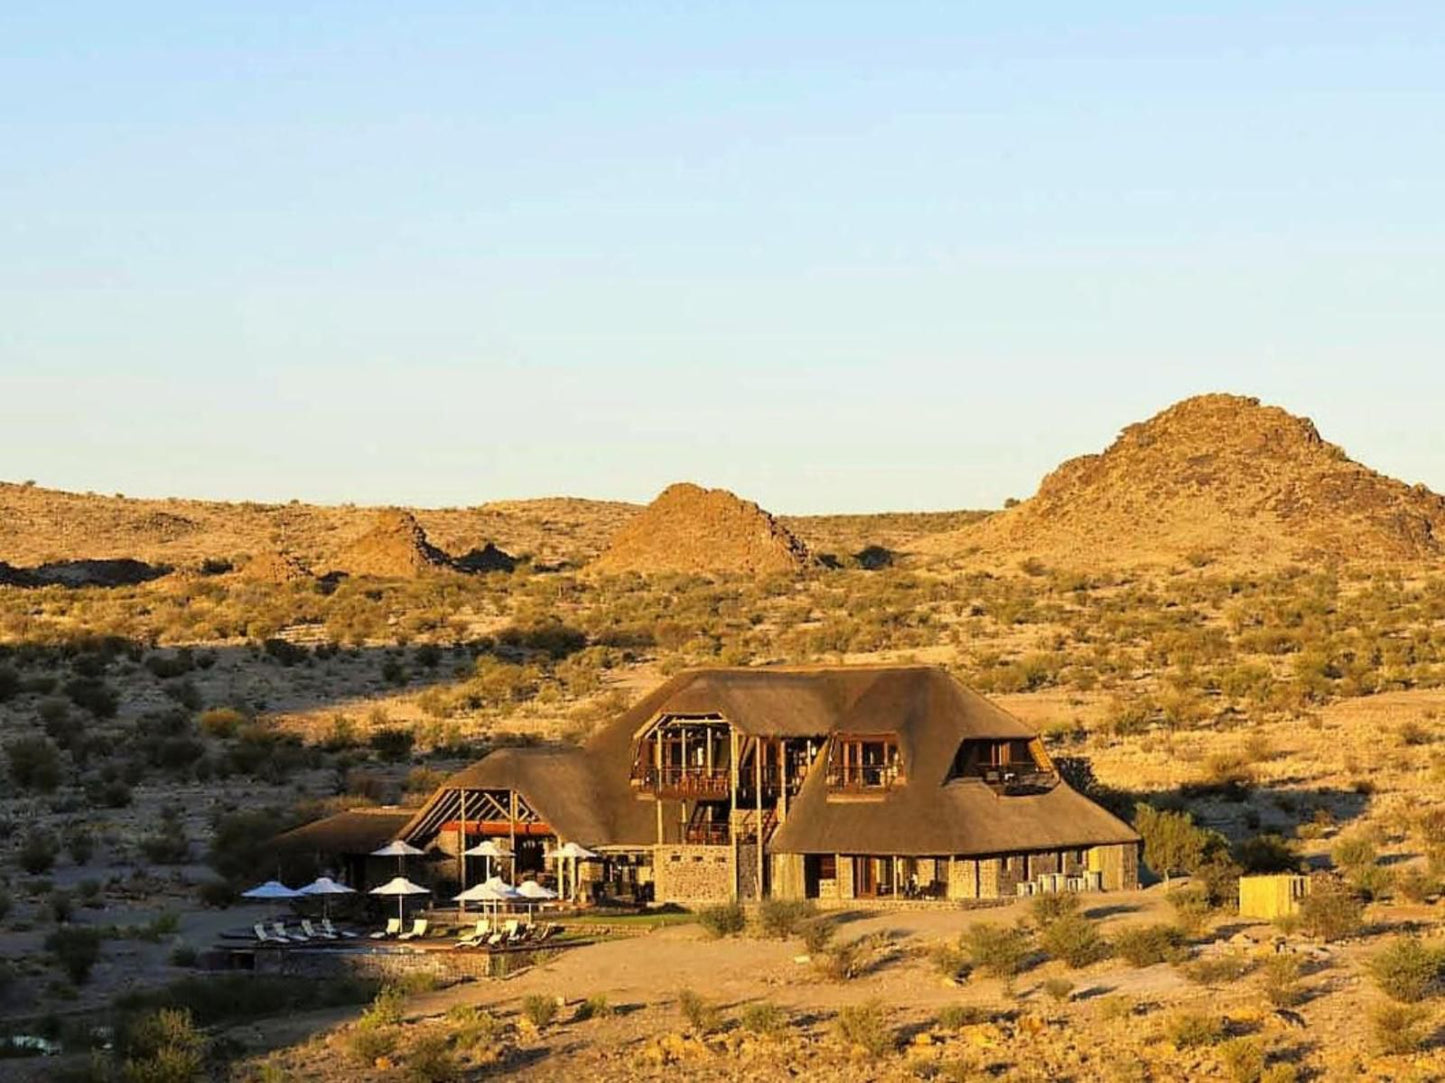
[3, 3, 1443, 513]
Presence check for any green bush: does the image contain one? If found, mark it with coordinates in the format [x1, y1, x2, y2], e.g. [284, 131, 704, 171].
[936, 1004, 989, 1029]
[757, 898, 815, 939]
[931, 938, 970, 981]
[1041, 976, 1075, 1003]
[65, 824, 95, 865]
[739, 1000, 788, 1037]
[1371, 1002, 1431, 1055]
[677, 988, 722, 1034]
[813, 936, 868, 982]
[1113, 924, 1187, 967]
[361, 985, 406, 1027]
[1257, 953, 1304, 1008]
[1218, 1037, 1265, 1083]
[1331, 833, 1376, 871]
[368, 727, 415, 763]
[800, 918, 836, 955]
[696, 902, 746, 938]
[1163, 1010, 1225, 1049]
[346, 1023, 399, 1065]
[960, 922, 1032, 980]
[1298, 882, 1363, 942]
[1233, 835, 1298, 874]
[573, 994, 612, 1022]
[521, 993, 558, 1029]
[6, 734, 63, 792]
[20, 828, 59, 874]
[65, 677, 119, 718]
[1031, 892, 1081, 929]
[46, 925, 103, 983]
[833, 1000, 894, 1059]
[401, 1032, 457, 1082]
[1367, 936, 1445, 1003]
[120, 1007, 206, 1083]
[1040, 914, 1108, 968]
[1179, 951, 1254, 986]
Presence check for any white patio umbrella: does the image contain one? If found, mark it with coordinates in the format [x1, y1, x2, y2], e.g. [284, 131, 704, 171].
[368, 876, 430, 925]
[463, 839, 511, 882]
[242, 880, 301, 901]
[454, 879, 515, 919]
[371, 839, 425, 875]
[550, 842, 598, 902]
[516, 878, 557, 920]
[298, 876, 356, 918]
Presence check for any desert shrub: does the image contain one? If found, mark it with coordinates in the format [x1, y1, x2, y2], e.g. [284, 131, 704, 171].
[140, 809, 191, 865]
[1233, 835, 1298, 875]
[1393, 867, 1439, 904]
[573, 994, 612, 1022]
[1164, 1010, 1225, 1049]
[757, 898, 814, 939]
[46, 926, 103, 983]
[20, 828, 59, 874]
[197, 708, 244, 739]
[1298, 881, 1363, 942]
[1218, 1037, 1265, 1083]
[931, 938, 971, 981]
[5, 735, 63, 792]
[677, 988, 722, 1034]
[1031, 892, 1081, 929]
[64, 824, 95, 865]
[937, 1004, 989, 1029]
[1370, 1002, 1431, 1055]
[1180, 951, 1254, 986]
[1114, 924, 1187, 967]
[1166, 884, 1213, 934]
[813, 936, 868, 982]
[207, 808, 293, 884]
[49, 889, 74, 923]
[196, 880, 238, 908]
[1347, 862, 1393, 901]
[362, 985, 406, 1028]
[1042, 976, 1075, 1003]
[739, 1000, 788, 1037]
[1135, 803, 1221, 883]
[1040, 914, 1108, 968]
[521, 993, 558, 1029]
[833, 1000, 894, 1059]
[65, 677, 119, 718]
[117, 974, 377, 1027]
[401, 1032, 457, 1082]
[800, 917, 836, 955]
[1259, 1065, 1299, 1083]
[1367, 936, 1445, 1003]
[1330, 833, 1376, 872]
[0, 665, 18, 702]
[697, 902, 745, 938]
[447, 1005, 503, 1050]
[1257, 954, 1304, 1008]
[346, 1023, 399, 1065]
[119, 1007, 206, 1083]
[0, 889, 11, 923]
[169, 945, 197, 968]
[960, 922, 1032, 980]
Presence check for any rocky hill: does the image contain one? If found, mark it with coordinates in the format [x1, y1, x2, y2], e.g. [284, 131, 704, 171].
[330, 510, 458, 578]
[592, 483, 812, 577]
[924, 394, 1445, 568]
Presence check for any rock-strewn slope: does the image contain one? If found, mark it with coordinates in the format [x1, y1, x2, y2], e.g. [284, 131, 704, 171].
[592, 483, 811, 577]
[925, 394, 1445, 568]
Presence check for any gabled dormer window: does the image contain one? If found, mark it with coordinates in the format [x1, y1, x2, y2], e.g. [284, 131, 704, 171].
[948, 738, 1056, 793]
[827, 734, 902, 792]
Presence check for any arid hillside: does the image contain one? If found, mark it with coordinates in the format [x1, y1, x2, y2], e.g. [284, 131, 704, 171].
[0, 484, 638, 571]
[925, 394, 1445, 569]
[591, 483, 812, 577]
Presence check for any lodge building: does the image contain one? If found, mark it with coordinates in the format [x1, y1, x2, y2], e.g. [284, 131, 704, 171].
[282, 666, 1140, 905]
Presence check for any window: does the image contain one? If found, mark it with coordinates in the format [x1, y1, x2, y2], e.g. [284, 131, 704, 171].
[827, 734, 902, 791]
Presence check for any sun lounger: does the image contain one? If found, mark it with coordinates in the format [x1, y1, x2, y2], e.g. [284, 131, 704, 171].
[323, 918, 356, 939]
[274, 921, 304, 942]
[301, 919, 334, 940]
[454, 919, 492, 948]
[370, 917, 403, 940]
[254, 923, 286, 944]
[396, 918, 429, 941]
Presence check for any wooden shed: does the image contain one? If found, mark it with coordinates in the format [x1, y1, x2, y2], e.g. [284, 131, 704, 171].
[1238, 873, 1311, 920]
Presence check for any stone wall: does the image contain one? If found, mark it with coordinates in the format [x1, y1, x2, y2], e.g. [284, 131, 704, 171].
[653, 844, 735, 903]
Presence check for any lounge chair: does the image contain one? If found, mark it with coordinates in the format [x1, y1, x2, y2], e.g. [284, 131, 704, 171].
[396, 918, 429, 941]
[322, 918, 356, 939]
[534, 923, 560, 942]
[254, 923, 287, 944]
[275, 921, 304, 942]
[370, 917, 402, 940]
[301, 919, 334, 940]
[487, 919, 520, 947]
[454, 919, 492, 948]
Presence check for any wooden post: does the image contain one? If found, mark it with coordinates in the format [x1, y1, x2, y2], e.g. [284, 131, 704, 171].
[755, 737, 764, 900]
[509, 790, 517, 863]
[730, 727, 740, 900]
[457, 789, 467, 915]
[780, 740, 789, 823]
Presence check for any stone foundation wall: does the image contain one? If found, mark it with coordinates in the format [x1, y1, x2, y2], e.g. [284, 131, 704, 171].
[653, 844, 735, 903]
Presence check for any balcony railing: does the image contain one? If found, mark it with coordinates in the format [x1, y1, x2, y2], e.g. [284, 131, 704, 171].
[826, 764, 901, 793]
[683, 822, 730, 845]
[979, 767, 1058, 795]
[630, 765, 731, 799]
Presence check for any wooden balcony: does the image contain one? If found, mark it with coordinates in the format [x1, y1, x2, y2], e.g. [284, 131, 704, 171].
[979, 768, 1059, 796]
[630, 765, 731, 800]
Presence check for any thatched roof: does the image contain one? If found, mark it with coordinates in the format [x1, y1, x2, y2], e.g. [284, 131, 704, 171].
[398, 746, 611, 846]
[272, 808, 416, 856]
[400, 665, 1138, 857]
